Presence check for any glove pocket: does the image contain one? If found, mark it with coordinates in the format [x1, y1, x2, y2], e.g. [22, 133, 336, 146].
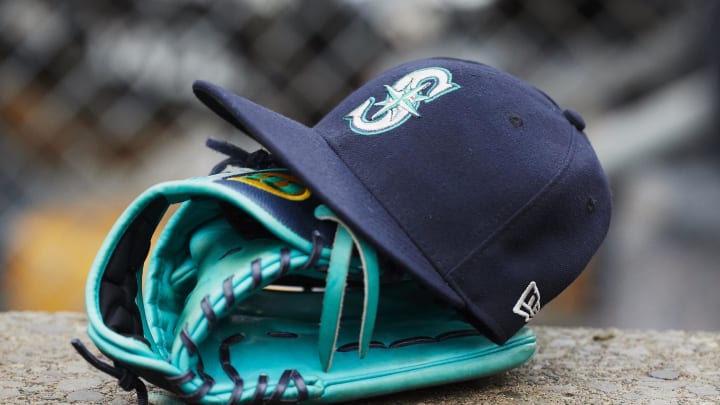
[159, 218, 324, 402]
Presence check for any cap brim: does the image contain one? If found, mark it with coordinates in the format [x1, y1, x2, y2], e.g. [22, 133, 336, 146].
[193, 80, 463, 308]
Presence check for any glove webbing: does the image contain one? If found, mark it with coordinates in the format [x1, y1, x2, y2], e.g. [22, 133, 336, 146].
[174, 205, 380, 402]
[174, 246, 318, 403]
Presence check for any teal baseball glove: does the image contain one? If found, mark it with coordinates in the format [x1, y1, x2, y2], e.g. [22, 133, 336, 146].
[73, 164, 536, 404]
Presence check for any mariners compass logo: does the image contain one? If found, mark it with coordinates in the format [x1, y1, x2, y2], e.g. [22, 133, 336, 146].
[344, 67, 461, 135]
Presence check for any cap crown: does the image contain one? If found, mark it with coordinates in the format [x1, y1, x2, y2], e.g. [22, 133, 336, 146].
[314, 58, 611, 341]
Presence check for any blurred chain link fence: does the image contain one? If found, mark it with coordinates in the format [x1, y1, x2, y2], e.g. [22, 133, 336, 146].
[0, 0, 715, 316]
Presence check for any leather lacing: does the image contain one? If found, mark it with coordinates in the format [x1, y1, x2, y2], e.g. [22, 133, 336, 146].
[174, 231, 325, 403]
[260, 328, 485, 353]
[71, 339, 150, 405]
[220, 333, 309, 404]
[336, 329, 482, 352]
[206, 138, 281, 175]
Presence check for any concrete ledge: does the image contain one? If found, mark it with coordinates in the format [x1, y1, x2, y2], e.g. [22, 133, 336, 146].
[1, 312, 718, 404]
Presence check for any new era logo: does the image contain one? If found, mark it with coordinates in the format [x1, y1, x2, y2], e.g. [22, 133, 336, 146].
[513, 281, 541, 322]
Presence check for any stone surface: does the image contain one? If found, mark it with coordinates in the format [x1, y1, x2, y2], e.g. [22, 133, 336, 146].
[1, 311, 719, 403]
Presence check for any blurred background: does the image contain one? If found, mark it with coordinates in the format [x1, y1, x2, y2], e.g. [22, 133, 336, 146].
[0, 0, 718, 330]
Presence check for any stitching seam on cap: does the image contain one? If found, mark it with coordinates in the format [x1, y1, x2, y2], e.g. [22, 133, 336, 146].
[447, 123, 578, 279]
[445, 126, 579, 341]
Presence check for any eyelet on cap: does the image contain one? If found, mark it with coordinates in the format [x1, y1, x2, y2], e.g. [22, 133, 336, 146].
[563, 109, 585, 131]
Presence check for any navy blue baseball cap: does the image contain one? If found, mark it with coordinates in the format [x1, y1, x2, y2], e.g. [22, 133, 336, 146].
[192, 57, 612, 344]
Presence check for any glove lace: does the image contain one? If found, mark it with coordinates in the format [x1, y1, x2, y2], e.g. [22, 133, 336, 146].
[71, 338, 149, 405]
[174, 230, 325, 403]
[206, 138, 282, 174]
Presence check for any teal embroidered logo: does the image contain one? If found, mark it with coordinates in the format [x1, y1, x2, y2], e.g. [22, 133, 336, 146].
[344, 67, 461, 135]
